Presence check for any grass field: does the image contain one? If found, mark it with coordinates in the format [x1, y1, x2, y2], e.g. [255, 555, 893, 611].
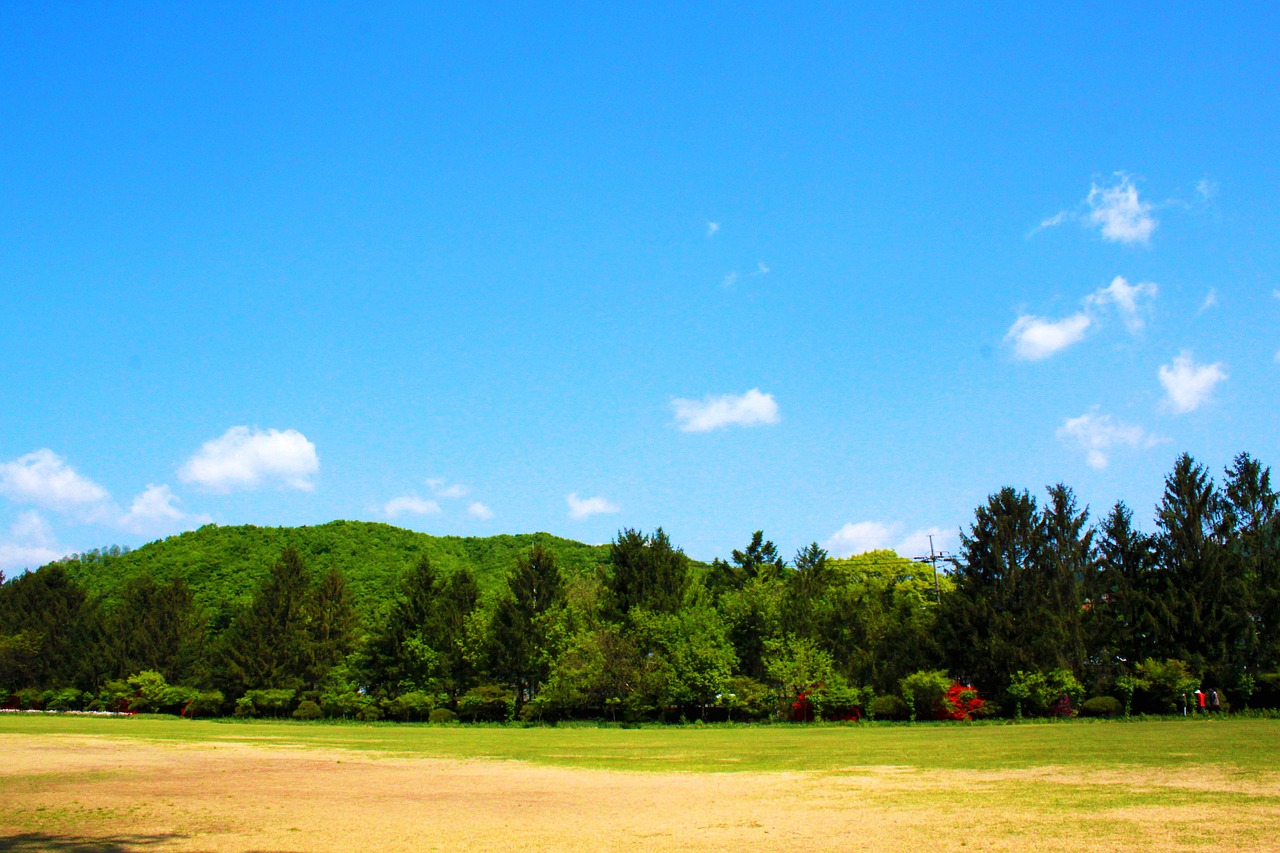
[3, 715, 1279, 850]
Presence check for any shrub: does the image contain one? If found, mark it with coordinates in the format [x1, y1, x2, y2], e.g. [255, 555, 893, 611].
[429, 707, 458, 724]
[1007, 668, 1084, 718]
[14, 687, 45, 710]
[292, 700, 322, 720]
[1132, 658, 1199, 715]
[244, 688, 297, 718]
[943, 683, 988, 721]
[183, 691, 225, 718]
[1081, 696, 1123, 717]
[868, 694, 910, 721]
[458, 685, 515, 722]
[720, 676, 774, 722]
[320, 690, 379, 720]
[357, 702, 384, 722]
[43, 687, 88, 711]
[386, 690, 436, 722]
[899, 670, 952, 721]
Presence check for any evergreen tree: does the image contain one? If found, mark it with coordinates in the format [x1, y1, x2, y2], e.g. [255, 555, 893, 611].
[1156, 454, 1253, 687]
[220, 547, 315, 694]
[0, 563, 103, 691]
[491, 544, 564, 707]
[1085, 501, 1160, 690]
[606, 528, 690, 618]
[105, 575, 207, 685]
[308, 567, 357, 686]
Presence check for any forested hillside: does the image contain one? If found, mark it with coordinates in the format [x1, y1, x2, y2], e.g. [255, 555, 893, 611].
[60, 522, 612, 609]
[3, 452, 1278, 724]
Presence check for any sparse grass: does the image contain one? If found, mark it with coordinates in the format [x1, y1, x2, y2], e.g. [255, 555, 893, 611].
[4, 715, 1280, 850]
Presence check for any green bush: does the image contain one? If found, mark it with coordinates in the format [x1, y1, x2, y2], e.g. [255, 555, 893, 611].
[43, 687, 88, 711]
[720, 676, 774, 722]
[292, 700, 323, 720]
[386, 690, 436, 722]
[1008, 668, 1084, 718]
[184, 690, 225, 718]
[236, 688, 297, 718]
[899, 670, 952, 721]
[1132, 658, 1199, 715]
[867, 694, 910, 721]
[1081, 695, 1123, 717]
[14, 687, 45, 710]
[458, 685, 515, 722]
[428, 707, 458, 724]
[320, 690, 380, 720]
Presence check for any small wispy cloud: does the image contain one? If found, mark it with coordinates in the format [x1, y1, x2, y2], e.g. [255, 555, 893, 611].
[1033, 173, 1158, 244]
[1199, 288, 1219, 313]
[425, 478, 469, 499]
[1005, 313, 1092, 361]
[754, 262, 770, 276]
[1007, 275, 1159, 360]
[1056, 411, 1165, 469]
[706, 222, 720, 238]
[383, 495, 442, 519]
[1196, 178, 1219, 201]
[1159, 351, 1228, 414]
[672, 388, 780, 432]
[823, 520, 955, 559]
[721, 271, 738, 288]
[567, 493, 619, 521]
[1085, 275, 1159, 333]
[0, 510, 64, 573]
[118, 484, 211, 535]
[1087, 173, 1157, 244]
[466, 501, 494, 520]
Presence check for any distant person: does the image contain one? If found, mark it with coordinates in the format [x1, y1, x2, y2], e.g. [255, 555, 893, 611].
[1180, 692, 1188, 716]
[1210, 689, 1221, 713]
[1195, 688, 1206, 713]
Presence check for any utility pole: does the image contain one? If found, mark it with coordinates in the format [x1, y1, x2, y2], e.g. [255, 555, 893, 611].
[912, 535, 958, 604]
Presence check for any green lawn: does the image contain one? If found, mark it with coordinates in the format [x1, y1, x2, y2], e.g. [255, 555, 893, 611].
[3, 714, 1276, 776]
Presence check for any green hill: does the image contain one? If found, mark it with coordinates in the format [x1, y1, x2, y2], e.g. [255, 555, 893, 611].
[62, 521, 612, 612]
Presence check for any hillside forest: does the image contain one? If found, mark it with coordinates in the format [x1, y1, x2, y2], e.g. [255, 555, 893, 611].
[2, 451, 1278, 723]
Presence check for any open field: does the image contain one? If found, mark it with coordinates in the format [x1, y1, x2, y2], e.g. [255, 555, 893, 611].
[2, 717, 1279, 851]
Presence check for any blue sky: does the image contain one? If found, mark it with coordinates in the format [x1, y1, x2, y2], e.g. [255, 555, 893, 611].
[2, 3, 1277, 570]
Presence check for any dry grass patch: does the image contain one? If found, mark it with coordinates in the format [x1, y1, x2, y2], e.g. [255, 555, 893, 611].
[4, 732, 1280, 851]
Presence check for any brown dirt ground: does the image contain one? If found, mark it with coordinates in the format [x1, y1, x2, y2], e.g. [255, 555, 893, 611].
[2, 734, 1279, 852]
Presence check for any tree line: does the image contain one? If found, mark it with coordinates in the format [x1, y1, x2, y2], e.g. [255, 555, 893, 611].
[2, 451, 1277, 722]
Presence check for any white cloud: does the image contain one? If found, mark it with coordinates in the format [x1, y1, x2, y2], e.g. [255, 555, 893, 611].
[0, 449, 110, 511]
[1005, 313, 1092, 360]
[467, 501, 494, 520]
[1056, 411, 1165, 469]
[706, 222, 720, 238]
[824, 521, 955, 559]
[179, 426, 319, 492]
[721, 271, 738, 288]
[567, 493, 619, 521]
[1196, 178, 1218, 201]
[383, 495, 441, 519]
[118, 484, 211, 535]
[1199, 288, 1219, 313]
[1159, 352, 1228, 414]
[0, 510, 63, 573]
[1087, 174, 1157, 244]
[426, 478, 469, 499]
[1038, 210, 1069, 230]
[895, 527, 956, 559]
[754, 262, 770, 276]
[672, 388, 780, 432]
[1085, 275, 1159, 333]
[824, 521, 895, 557]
